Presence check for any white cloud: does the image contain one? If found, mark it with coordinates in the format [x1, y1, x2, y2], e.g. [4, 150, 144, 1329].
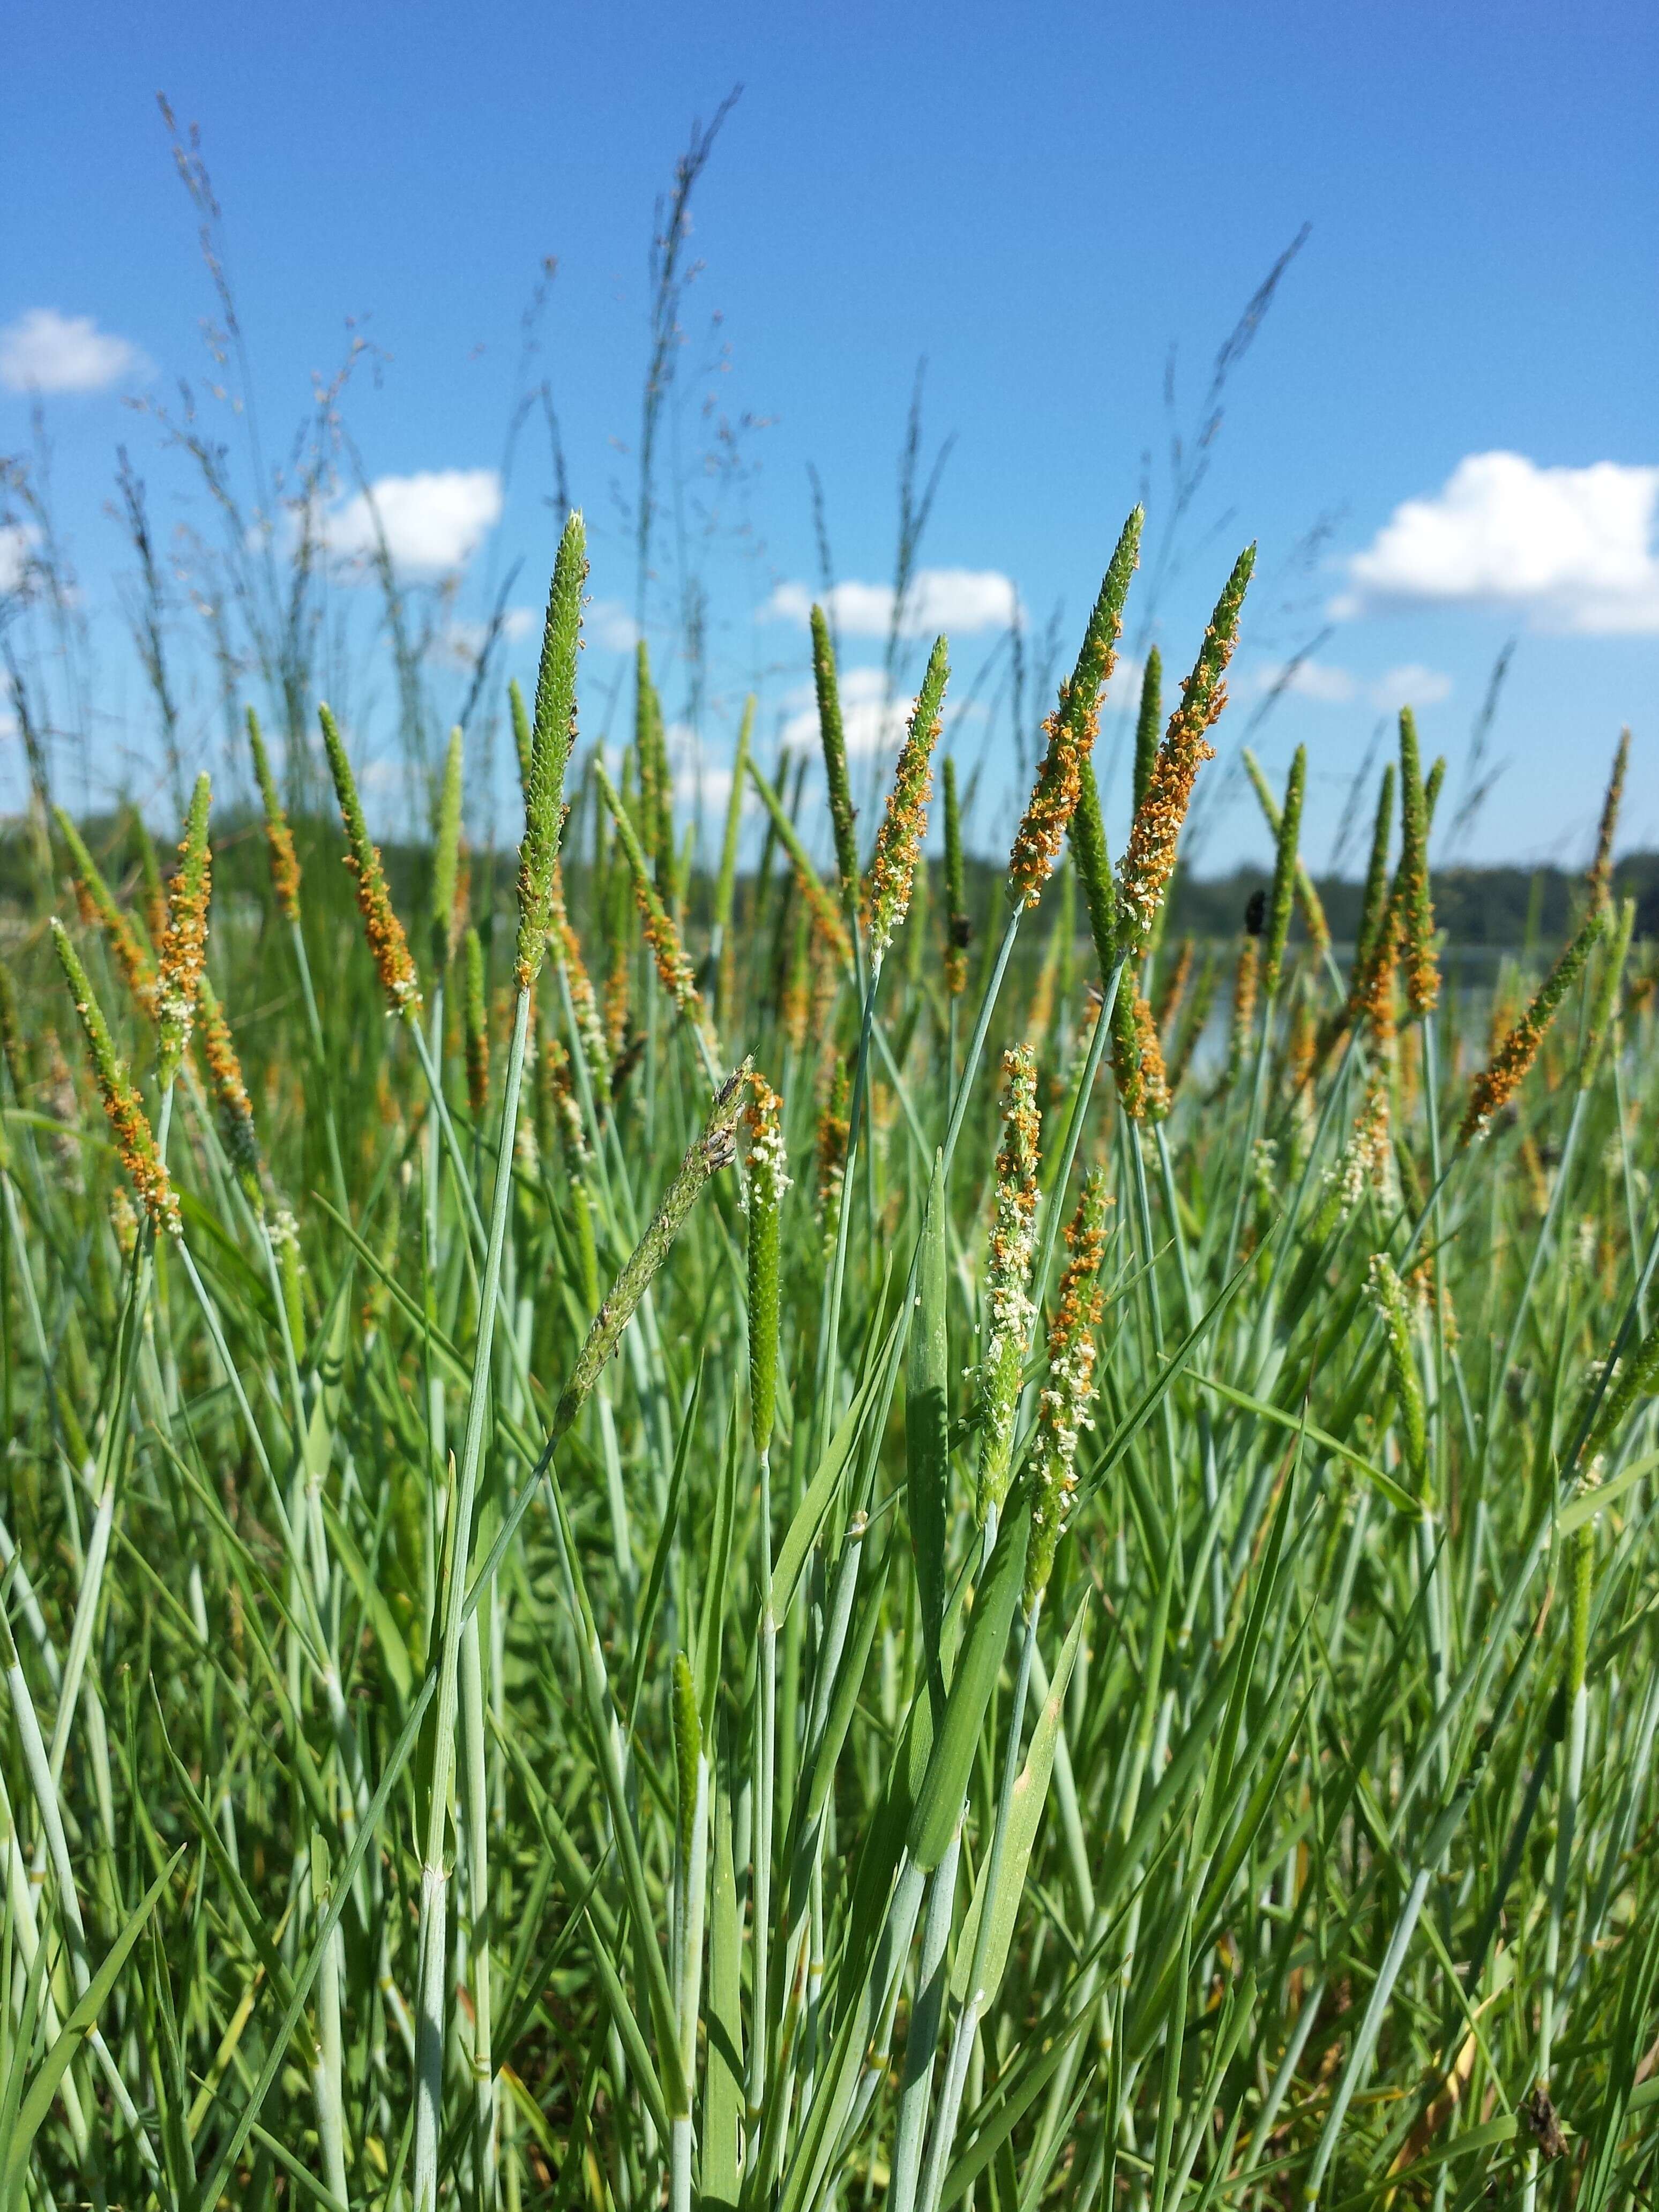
[1371, 662, 1452, 709]
[1339, 452, 1659, 634]
[0, 308, 146, 394]
[1252, 657, 1452, 712]
[0, 523, 38, 596]
[765, 566, 1018, 640]
[588, 599, 641, 653]
[323, 468, 502, 576]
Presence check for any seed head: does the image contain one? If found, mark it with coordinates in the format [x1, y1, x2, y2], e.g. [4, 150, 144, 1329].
[1224, 934, 1260, 1086]
[198, 973, 263, 1205]
[1351, 761, 1396, 990]
[245, 707, 301, 922]
[1116, 545, 1254, 958]
[1396, 708, 1439, 1018]
[518, 512, 587, 991]
[1587, 728, 1630, 915]
[816, 1062, 851, 1263]
[1460, 905, 1608, 1145]
[943, 752, 969, 996]
[1131, 645, 1162, 817]
[51, 918, 178, 1237]
[54, 809, 155, 1010]
[596, 760, 708, 1030]
[320, 704, 423, 1017]
[463, 927, 490, 1118]
[431, 724, 466, 973]
[745, 1074, 790, 1455]
[975, 1045, 1042, 1523]
[868, 637, 948, 965]
[1111, 987, 1170, 1123]
[1366, 1253, 1428, 1497]
[156, 774, 213, 1090]
[812, 607, 861, 918]
[1010, 509, 1143, 908]
[1026, 1167, 1110, 1609]
[1261, 746, 1305, 998]
[549, 858, 612, 1105]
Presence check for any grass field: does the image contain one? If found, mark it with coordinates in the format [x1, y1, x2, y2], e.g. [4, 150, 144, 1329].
[1, 506, 1655, 2211]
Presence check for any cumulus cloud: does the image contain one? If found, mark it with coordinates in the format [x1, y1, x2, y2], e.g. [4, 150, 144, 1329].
[588, 599, 641, 653]
[323, 469, 502, 576]
[765, 566, 1018, 639]
[435, 604, 539, 667]
[1338, 452, 1659, 634]
[0, 308, 147, 394]
[1252, 658, 1452, 712]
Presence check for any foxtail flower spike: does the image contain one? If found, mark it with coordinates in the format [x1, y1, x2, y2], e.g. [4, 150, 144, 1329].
[320, 705, 423, 1017]
[51, 919, 178, 1237]
[595, 761, 707, 1028]
[1460, 905, 1608, 1145]
[943, 753, 970, 995]
[1132, 646, 1162, 817]
[54, 809, 155, 1010]
[156, 774, 212, 1090]
[1116, 544, 1254, 959]
[198, 974, 264, 1206]
[1009, 507, 1142, 908]
[1026, 1167, 1111, 1609]
[1111, 987, 1170, 1123]
[1244, 743, 1330, 959]
[246, 707, 302, 922]
[867, 636, 948, 966]
[1260, 746, 1305, 998]
[975, 1046, 1041, 1523]
[811, 606, 861, 920]
[431, 726, 466, 973]
[518, 511, 586, 991]
[1396, 708, 1439, 1019]
[746, 1075, 789, 1456]
[1587, 728, 1630, 914]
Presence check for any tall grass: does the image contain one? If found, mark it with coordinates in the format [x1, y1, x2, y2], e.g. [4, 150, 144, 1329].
[2, 510, 1657, 2212]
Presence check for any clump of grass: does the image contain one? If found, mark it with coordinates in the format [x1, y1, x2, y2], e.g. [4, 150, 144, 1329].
[3, 511, 1658, 2212]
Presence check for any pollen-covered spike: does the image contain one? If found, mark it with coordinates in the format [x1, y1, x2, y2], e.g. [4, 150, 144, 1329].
[320, 704, 423, 1018]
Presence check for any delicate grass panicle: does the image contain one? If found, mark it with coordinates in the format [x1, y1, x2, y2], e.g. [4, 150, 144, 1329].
[55, 808, 155, 1006]
[1008, 505, 1142, 907]
[1587, 727, 1630, 913]
[811, 605, 861, 916]
[245, 706, 302, 922]
[50, 918, 178, 1236]
[1116, 543, 1254, 956]
[975, 1044, 1041, 1522]
[155, 773, 213, 1089]
[1396, 706, 1439, 1018]
[943, 752, 969, 996]
[1461, 903, 1608, 1144]
[320, 703, 423, 1017]
[745, 1074, 788, 1455]
[1026, 1166, 1110, 1608]
[867, 636, 950, 965]
[517, 511, 587, 990]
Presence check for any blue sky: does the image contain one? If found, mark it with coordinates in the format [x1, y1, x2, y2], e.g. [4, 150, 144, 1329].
[3, 0, 1655, 873]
